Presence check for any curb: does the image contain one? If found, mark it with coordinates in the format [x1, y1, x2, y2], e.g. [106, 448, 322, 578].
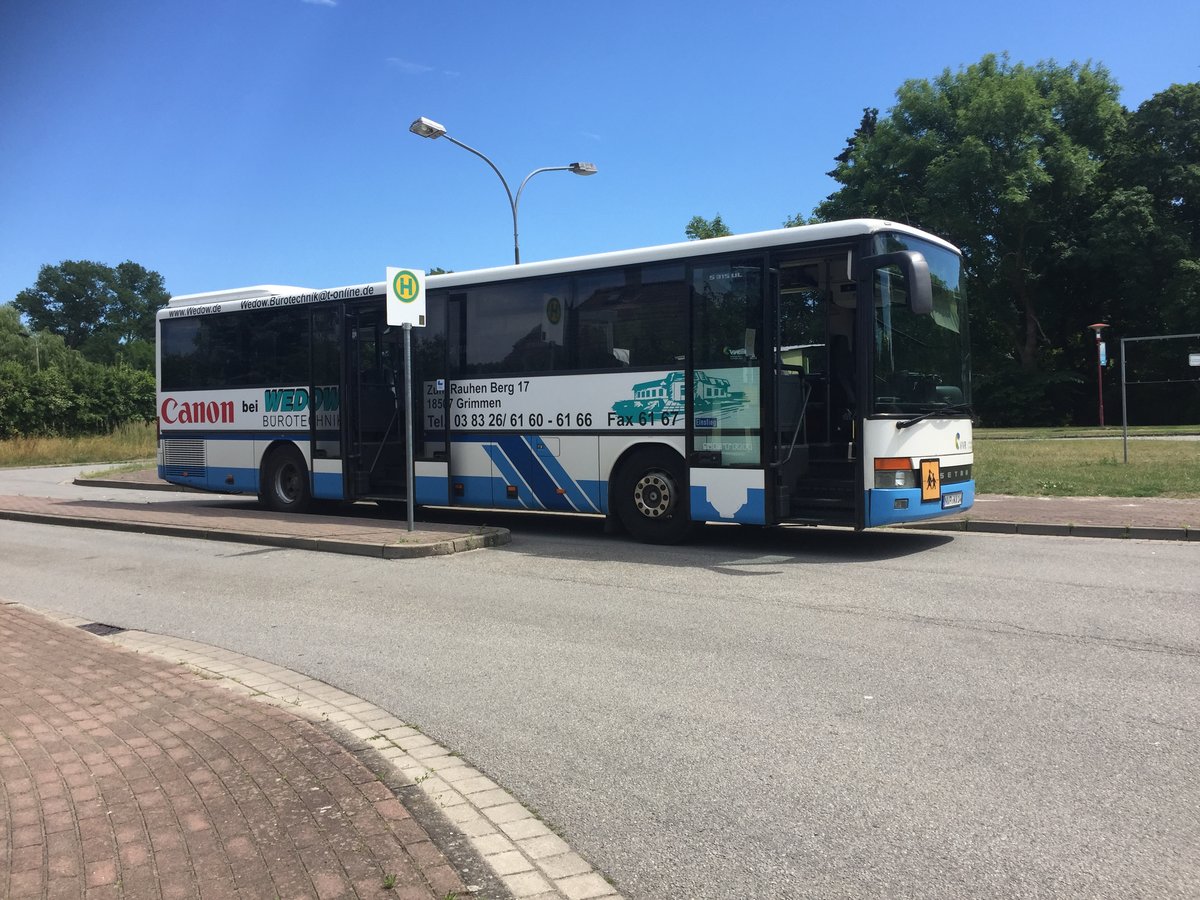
[901, 519, 1195, 541]
[22, 602, 623, 900]
[73, 476, 196, 492]
[0, 509, 510, 558]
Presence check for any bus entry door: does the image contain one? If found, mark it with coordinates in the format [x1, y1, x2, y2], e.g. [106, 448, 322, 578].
[345, 311, 407, 499]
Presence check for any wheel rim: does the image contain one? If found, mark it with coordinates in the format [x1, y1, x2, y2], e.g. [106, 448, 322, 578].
[275, 463, 301, 503]
[632, 470, 674, 519]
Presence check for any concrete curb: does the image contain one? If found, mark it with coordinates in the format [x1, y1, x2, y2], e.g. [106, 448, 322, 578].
[901, 519, 1195, 541]
[0, 509, 511, 558]
[73, 476, 196, 492]
[23, 602, 623, 900]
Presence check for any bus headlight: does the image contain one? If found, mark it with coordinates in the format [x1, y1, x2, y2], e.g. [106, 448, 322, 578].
[874, 458, 916, 489]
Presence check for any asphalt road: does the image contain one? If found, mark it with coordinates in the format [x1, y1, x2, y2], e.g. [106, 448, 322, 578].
[2, 467, 1198, 898]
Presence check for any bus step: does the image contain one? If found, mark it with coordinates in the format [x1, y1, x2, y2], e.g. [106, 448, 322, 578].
[363, 493, 408, 504]
[791, 484, 854, 502]
[790, 495, 853, 510]
[788, 505, 855, 525]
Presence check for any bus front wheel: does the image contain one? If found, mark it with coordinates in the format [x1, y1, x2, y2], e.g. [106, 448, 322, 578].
[260, 446, 312, 514]
[613, 448, 693, 544]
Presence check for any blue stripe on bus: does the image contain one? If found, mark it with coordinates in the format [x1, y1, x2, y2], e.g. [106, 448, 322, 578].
[455, 474, 496, 507]
[454, 434, 581, 513]
[689, 486, 767, 524]
[313, 471, 344, 500]
[159, 463, 345, 501]
[493, 436, 575, 511]
[520, 436, 598, 513]
[414, 475, 448, 506]
[482, 445, 534, 508]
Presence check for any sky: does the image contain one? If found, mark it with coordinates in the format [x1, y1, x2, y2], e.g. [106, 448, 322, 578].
[1, 0, 1198, 304]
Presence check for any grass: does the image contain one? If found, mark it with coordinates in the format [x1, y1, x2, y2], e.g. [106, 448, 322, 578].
[976, 424, 1198, 440]
[0, 422, 155, 469]
[975, 435, 1200, 497]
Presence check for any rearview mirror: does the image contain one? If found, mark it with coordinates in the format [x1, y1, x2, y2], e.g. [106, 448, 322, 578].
[855, 251, 933, 315]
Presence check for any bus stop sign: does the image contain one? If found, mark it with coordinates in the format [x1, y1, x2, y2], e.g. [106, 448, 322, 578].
[386, 267, 426, 327]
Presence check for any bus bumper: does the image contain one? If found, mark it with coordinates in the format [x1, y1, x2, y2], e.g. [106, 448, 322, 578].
[866, 481, 975, 527]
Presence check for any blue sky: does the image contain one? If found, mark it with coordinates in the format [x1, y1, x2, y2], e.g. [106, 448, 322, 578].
[1, 0, 1197, 303]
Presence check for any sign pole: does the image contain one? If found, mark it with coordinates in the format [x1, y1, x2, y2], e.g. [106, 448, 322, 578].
[386, 267, 426, 534]
[1088, 323, 1109, 427]
[403, 322, 414, 532]
[1120, 338, 1129, 464]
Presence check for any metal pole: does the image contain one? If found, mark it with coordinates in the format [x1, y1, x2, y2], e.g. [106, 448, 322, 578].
[403, 323, 415, 532]
[1120, 338, 1129, 463]
[441, 135, 520, 264]
[1096, 334, 1105, 427]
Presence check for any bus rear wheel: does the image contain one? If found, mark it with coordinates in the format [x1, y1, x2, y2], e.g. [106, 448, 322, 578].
[613, 448, 693, 544]
[260, 446, 312, 513]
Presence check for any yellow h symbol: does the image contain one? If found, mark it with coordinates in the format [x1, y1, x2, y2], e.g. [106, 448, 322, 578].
[393, 270, 419, 302]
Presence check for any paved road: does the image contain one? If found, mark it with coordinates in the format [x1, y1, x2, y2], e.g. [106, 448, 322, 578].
[3, 467, 1199, 897]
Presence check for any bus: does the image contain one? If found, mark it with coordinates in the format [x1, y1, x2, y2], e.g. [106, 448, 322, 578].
[156, 218, 974, 543]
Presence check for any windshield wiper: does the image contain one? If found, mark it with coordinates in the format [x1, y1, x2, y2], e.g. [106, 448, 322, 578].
[896, 403, 974, 430]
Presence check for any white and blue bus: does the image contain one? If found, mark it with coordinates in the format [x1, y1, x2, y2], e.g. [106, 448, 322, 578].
[156, 219, 974, 543]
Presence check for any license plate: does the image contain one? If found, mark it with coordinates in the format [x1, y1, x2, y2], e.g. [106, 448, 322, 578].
[942, 491, 963, 509]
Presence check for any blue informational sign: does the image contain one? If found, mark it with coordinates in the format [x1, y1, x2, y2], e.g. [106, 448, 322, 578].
[1099, 342, 1107, 366]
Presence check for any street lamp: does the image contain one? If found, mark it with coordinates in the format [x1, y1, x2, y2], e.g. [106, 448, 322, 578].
[1089, 322, 1109, 426]
[408, 117, 597, 264]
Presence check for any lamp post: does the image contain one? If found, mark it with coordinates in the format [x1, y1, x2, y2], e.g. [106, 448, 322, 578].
[409, 117, 597, 264]
[1089, 322, 1109, 426]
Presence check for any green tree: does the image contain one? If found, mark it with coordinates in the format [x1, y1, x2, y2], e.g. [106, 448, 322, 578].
[685, 214, 733, 240]
[0, 305, 33, 368]
[11, 260, 169, 368]
[815, 54, 1128, 423]
[1109, 83, 1200, 335]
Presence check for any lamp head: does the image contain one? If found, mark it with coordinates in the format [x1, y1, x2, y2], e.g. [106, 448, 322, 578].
[1088, 322, 1109, 339]
[410, 117, 447, 139]
[569, 162, 598, 176]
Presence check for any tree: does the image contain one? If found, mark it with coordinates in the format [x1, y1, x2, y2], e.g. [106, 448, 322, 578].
[0, 306, 154, 438]
[685, 214, 732, 240]
[11, 260, 169, 368]
[814, 54, 1129, 423]
[782, 213, 818, 228]
[1110, 83, 1200, 335]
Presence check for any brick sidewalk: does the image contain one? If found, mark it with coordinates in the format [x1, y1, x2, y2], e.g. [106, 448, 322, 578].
[921, 493, 1199, 540]
[0, 603, 468, 900]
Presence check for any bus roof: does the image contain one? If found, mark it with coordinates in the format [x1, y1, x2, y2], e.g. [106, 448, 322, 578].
[163, 218, 957, 308]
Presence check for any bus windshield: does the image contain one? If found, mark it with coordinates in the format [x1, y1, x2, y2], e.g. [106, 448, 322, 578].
[870, 233, 970, 415]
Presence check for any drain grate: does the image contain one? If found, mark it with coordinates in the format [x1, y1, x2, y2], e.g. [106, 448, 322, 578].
[78, 622, 127, 636]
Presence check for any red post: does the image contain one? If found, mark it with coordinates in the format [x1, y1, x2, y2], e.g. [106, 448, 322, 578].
[1089, 323, 1108, 427]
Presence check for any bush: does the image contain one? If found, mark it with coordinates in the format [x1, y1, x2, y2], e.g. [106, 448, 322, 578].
[0, 357, 154, 438]
[974, 369, 1084, 427]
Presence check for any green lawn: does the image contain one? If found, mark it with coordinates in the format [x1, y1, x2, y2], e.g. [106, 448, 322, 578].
[975, 432, 1200, 497]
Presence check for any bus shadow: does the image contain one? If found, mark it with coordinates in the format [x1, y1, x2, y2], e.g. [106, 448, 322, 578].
[363, 504, 957, 566]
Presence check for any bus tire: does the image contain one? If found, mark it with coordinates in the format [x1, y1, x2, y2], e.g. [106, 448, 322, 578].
[260, 445, 312, 514]
[613, 447, 693, 544]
